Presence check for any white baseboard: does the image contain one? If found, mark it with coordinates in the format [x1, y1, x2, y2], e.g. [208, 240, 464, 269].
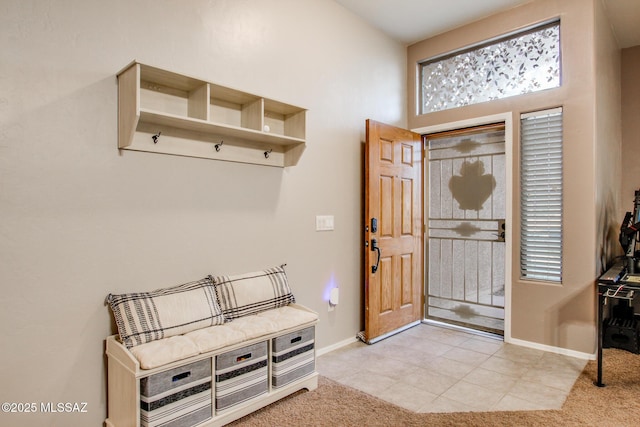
[506, 336, 595, 360]
[317, 336, 358, 357]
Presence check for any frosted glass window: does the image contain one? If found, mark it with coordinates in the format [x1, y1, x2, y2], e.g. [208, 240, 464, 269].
[420, 21, 560, 114]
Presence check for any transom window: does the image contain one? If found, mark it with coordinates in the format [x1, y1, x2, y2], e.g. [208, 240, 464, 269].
[420, 21, 561, 114]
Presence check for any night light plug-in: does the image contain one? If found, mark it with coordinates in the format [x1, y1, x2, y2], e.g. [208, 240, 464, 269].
[329, 288, 339, 306]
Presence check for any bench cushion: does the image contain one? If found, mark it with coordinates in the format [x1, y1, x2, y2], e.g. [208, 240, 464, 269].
[130, 305, 318, 370]
[255, 305, 319, 330]
[185, 306, 320, 356]
[130, 335, 200, 370]
[213, 265, 295, 319]
[107, 276, 225, 348]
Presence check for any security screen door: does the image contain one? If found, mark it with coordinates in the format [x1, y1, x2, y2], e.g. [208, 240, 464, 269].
[426, 124, 505, 334]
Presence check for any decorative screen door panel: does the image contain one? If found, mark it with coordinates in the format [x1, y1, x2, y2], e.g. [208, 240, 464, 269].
[365, 120, 422, 343]
[426, 125, 505, 333]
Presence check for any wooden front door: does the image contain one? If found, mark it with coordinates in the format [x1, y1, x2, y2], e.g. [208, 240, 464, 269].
[364, 120, 423, 343]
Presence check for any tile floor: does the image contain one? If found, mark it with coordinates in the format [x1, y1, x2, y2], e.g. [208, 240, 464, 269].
[316, 323, 587, 413]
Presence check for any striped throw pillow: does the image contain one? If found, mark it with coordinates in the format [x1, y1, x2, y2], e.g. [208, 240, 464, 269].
[213, 265, 295, 319]
[107, 276, 225, 348]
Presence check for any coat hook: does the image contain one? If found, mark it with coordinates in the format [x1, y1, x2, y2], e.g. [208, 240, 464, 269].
[214, 140, 224, 152]
[264, 148, 273, 159]
[152, 132, 161, 144]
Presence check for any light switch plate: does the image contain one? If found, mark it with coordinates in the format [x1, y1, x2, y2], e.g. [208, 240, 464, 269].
[316, 215, 334, 231]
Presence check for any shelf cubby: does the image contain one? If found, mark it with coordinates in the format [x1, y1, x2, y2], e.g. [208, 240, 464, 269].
[117, 61, 306, 167]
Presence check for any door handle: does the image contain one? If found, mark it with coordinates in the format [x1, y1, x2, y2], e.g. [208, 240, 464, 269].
[371, 239, 380, 274]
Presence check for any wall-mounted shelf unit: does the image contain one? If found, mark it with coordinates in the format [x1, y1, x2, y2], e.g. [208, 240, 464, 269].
[117, 61, 306, 167]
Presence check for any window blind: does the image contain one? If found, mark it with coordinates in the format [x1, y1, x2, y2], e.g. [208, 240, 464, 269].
[520, 108, 563, 282]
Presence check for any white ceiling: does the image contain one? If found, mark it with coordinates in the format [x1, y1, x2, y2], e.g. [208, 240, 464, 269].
[334, 0, 640, 48]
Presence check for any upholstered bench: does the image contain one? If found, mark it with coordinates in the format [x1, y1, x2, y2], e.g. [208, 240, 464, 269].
[104, 266, 319, 427]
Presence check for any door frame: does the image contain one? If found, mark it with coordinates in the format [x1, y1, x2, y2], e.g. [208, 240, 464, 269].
[412, 112, 514, 342]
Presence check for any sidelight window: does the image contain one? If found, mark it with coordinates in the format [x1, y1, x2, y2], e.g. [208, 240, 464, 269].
[520, 107, 563, 282]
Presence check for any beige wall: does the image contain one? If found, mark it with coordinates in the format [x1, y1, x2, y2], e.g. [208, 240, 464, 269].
[620, 45, 640, 315]
[408, 0, 620, 355]
[595, 0, 623, 274]
[0, 1, 406, 425]
[621, 46, 640, 215]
